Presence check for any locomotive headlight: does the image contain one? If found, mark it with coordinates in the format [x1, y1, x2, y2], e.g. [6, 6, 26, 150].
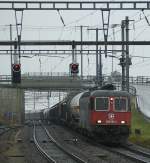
[121, 120, 125, 124]
[97, 120, 102, 124]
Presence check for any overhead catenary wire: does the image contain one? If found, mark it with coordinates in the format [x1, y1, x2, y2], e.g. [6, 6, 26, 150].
[57, 9, 66, 27]
[108, 11, 150, 38]
[0, 10, 147, 35]
[0, 10, 147, 42]
[65, 10, 98, 27]
[51, 55, 71, 72]
[131, 59, 150, 68]
[1, 10, 150, 76]
[141, 10, 150, 26]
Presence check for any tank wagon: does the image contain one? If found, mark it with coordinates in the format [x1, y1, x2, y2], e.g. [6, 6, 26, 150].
[43, 85, 131, 144]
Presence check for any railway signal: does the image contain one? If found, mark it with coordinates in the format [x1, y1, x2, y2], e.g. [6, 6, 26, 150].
[70, 63, 79, 74]
[12, 64, 21, 83]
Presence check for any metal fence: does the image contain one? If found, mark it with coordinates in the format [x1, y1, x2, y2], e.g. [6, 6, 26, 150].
[0, 73, 149, 92]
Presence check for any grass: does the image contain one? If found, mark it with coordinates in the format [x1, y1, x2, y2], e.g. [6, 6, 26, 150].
[129, 97, 150, 148]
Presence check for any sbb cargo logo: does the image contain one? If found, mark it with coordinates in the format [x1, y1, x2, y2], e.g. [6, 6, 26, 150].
[108, 113, 115, 120]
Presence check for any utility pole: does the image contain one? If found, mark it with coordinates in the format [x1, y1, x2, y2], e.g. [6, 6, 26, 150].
[78, 26, 89, 78]
[47, 91, 50, 109]
[87, 28, 100, 86]
[101, 10, 110, 58]
[10, 24, 12, 77]
[15, 10, 23, 62]
[13, 40, 18, 64]
[80, 26, 83, 78]
[59, 92, 61, 102]
[125, 16, 130, 92]
[112, 28, 114, 73]
[99, 48, 102, 86]
[121, 20, 126, 91]
[33, 91, 35, 111]
[70, 40, 79, 76]
[120, 17, 132, 92]
[111, 24, 119, 72]
[96, 28, 98, 85]
[72, 40, 76, 63]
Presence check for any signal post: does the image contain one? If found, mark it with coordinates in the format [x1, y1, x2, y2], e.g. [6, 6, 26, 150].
[70, 41, 79, 77]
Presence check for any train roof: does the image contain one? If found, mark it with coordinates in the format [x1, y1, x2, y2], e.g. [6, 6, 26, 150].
[70, 90, 130, 107]
[70, 91, 88, 107]
[91, 90, 131, 97]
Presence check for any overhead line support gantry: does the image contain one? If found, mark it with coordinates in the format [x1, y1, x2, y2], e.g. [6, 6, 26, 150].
[0, 1, 150, 10]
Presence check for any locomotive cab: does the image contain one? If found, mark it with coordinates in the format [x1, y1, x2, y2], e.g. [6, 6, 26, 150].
[89, 90, 131, 143]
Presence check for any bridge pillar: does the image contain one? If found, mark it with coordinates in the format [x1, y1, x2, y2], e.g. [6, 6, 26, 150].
[0, 88, 25, 126]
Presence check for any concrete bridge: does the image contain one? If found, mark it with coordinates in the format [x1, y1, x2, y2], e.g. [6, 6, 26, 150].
[0, 73, 96, 91]
[0, 73, 149, 92]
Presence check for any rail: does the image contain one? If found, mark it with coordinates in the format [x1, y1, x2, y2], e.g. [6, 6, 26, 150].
[33, 121, 87, 163]
[33, 122, 57, 163]
[0, 126, 10, 136]
[109, 146, 150, 163]
[43, 125, 87, 163]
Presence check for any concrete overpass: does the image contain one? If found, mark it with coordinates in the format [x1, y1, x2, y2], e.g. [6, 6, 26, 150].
[1, 73, 150, 91]
[0, 73, 96, 91]
[1, 73, 148, 94]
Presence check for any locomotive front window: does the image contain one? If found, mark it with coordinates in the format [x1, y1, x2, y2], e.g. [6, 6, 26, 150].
[95, 97, 109, 111]
[115, 97, 127, 111]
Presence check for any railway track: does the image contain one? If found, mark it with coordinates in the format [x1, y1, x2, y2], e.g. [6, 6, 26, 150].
[64, 126, 150, 163]
[33, 121, 87, 163]
[79, 128, 150, 163]
[0, 126, 10, 136]
[108, 145, 150, 163]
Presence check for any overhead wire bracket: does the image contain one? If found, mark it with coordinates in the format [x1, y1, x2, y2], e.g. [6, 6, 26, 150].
[101, 10, 110, 58]
[15, 9, 24, 62]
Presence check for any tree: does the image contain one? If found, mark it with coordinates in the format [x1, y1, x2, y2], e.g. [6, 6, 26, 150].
[110, 71, 122, 82]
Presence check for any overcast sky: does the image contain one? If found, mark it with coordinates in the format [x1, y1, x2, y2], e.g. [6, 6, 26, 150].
[0, 0, 150, 77]
[1, 0, 150, 110]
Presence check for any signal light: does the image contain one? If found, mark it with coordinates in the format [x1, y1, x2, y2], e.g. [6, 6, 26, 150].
[12, 64, 21, 83]
[70, 63, 79, 74]
[13, 64, 21, 72]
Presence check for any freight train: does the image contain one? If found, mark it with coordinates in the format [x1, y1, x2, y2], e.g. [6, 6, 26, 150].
[40, 84, 132, 144]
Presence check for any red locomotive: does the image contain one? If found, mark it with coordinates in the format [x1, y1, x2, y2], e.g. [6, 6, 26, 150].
[43, 85, 131, 144]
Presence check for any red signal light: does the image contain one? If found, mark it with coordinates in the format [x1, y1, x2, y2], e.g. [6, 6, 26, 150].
[12, 64, 21, 83]
[12, 64, 21, 72]
[70, 63, 79, 73]
[72, 64, 77, 70]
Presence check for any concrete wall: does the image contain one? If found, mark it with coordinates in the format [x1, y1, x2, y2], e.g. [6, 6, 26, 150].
[0, 88, 25, 126]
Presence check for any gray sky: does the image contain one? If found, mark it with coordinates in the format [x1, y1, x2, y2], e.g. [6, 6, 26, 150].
[0, 0, 150, 77]
[1, 0, 150, 110]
